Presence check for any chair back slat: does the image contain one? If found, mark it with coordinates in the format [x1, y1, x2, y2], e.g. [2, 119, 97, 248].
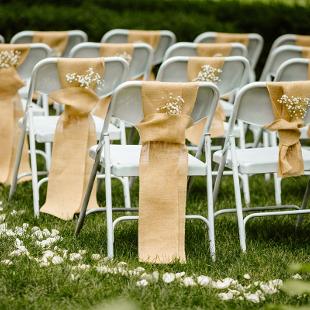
[275, 58, 309, 82]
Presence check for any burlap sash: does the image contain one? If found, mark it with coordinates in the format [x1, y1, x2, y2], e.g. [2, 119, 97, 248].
[128, 30, 161, 80]
[0, 44, 30, 185]
[185, 57, 225, 145]
[215, 32, 249, 46]
[40, 58, 104, 220]
[99, 43, 134, 62]
[296, 35, 310, 47]
[33, 31, 68, 56]
[196, 43, 232, 57]
[136, 82, 198, 264]
[264, 81, 310, 178]
[301, 47, 310, 59]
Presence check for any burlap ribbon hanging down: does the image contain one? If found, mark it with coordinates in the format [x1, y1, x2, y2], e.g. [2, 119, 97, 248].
[136, 82, 198, 264]
[215, 32, 249, 47]
[0, 44, 31, 185]
[40, 58, 105, 220]
[196, 43, 233, 57]
[185, 57, 225, 145]
[33, 31, 69, 56]
[264, 81, 310, 178]
[301, 47, 310, 59]
[128, 30, 161, 80]
[296, 35, 310, 47]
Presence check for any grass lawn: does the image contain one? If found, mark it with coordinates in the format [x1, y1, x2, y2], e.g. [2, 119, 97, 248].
[0, 167, 310, 309]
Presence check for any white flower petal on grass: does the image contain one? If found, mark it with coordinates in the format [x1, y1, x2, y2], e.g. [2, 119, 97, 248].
[133, 267, 145, 274]
[244, 292, 260, 303]
[292, 273, 302, 279]
[243, 273, 251, 280]
[212, 278, 235, 289]
[197, 275, 212, 286]
[10, 210, 17, 216]
[136, 279, 148, 287]
[96, 266, 110, 274]
[175, 272, 185, 279]
[72, 264, 90, 271]
[162, 273, 175, 284]
[182, 277, 196, 287]
[218, 292, 234, 301]
[91, 254, 101, 261]
[70, 273, 80, 281]
[0, 214, 6, 222]
[117, 261, 127, 267]
[39, 261, 50, 267]
[1, 259, 13, 266]
[51, 256, 64, 265]
[69, 253, 83, 262]
[78, 250, 87, 255]
[31, 226, 40, 233]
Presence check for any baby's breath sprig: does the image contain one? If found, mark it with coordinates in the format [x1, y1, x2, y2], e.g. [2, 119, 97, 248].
[114, 52, 132, 63]
[65, 67, 104, 89]
[157, 93, 184, 116]
[278, 94, 310, 121]
[193, 64, 222, 83]
[0, 50, 22, 68]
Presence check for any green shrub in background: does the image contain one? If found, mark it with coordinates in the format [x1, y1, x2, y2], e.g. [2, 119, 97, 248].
[0, 0, 309, 75]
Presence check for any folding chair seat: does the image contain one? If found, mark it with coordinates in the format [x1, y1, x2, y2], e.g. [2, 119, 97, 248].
[70, 42, 153, 80]
[10, 30, 87, 57]
[194, 32, 263, 71]
[9, 57, 129, 216]
[101, 29, 176, 66]
[213, 81, 310, 252]
[75, 81, 220, 260]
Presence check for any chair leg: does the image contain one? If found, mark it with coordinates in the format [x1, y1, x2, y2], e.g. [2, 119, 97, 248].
[9, 117, 28, 200]
[28, 107, 40, 217]
[122, 177, 131, 209]
[103, 135, 114, 258]
[263, 131, 271, 181]
[44, 142, 52, 171]
[241, 174, 251, 207]
[205, 134, 215, 261]
[274, 173, 282, 206]
[230, 136, 246, 252]
[296, 177, 310, 227]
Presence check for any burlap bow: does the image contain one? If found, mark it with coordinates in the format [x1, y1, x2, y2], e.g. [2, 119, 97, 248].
[136, 82, 198, 264]
[265, 81, 310, 178]
[33, 31, 68, 56]
[0, 45, 30, 185]
[185, 57, 225, 145]
[41, 58, 104, 220]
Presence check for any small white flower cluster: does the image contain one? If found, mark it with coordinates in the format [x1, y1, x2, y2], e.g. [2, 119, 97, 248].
[115, 52, 132, 63]
[157, 93, 185, 116]
[0, 50, 21, 68]
[31, 227, 62, 248]
[193, 64, 222, 83]
[65, 67, 104, 89]
[278, 94, 310, 120]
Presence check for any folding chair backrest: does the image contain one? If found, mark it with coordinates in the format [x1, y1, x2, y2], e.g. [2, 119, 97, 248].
[270, 34, 302, 50]
[0, 35, 4, 43]
[28, 57, 129, 104]
[101, 29, 176, 65]
[275, 58, 309, 82]
[157, 56, 250, 95]
[260, 45, 304, 81]
[164, 42, 247, 61]
[194, 32, 263, 69]
[232, 82, 310, 129]
[10, 30, 87, 57]
[8, 43, 51, 80]
[69, 42, 153, 80]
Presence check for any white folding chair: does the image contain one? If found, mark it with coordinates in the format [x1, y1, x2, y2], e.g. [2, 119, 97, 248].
[163, 42, 247, 61]
[75, 81, 220, 260]
[260, 45, 307, 81]
[9, 57, 129, 216]
[157, 56, 252, 204]
[194, 32, 263, 70]
[0, 35, 4, 43]
[270, 34, 307, 51]
[6, 43, 52, 111]
[213, 82, 310, 252]
[10, 30, 87, 57]
[69, 42, 153, 80]
[101, 29, 176, 66]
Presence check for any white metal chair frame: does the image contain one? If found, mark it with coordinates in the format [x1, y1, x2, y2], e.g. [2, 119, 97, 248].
[163, 42, 247, 61]
[213, 82, 310, 252]
[10, 30, 87, 57]
[9, 57, 129, 216]
[69, 42, 153, 80]
[101, 29, 176, 66]
[270, 34, 302, 51]
[194, 32, 263, 70]
[0, 35, 4, 43]
[75, 81, 220, 260]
